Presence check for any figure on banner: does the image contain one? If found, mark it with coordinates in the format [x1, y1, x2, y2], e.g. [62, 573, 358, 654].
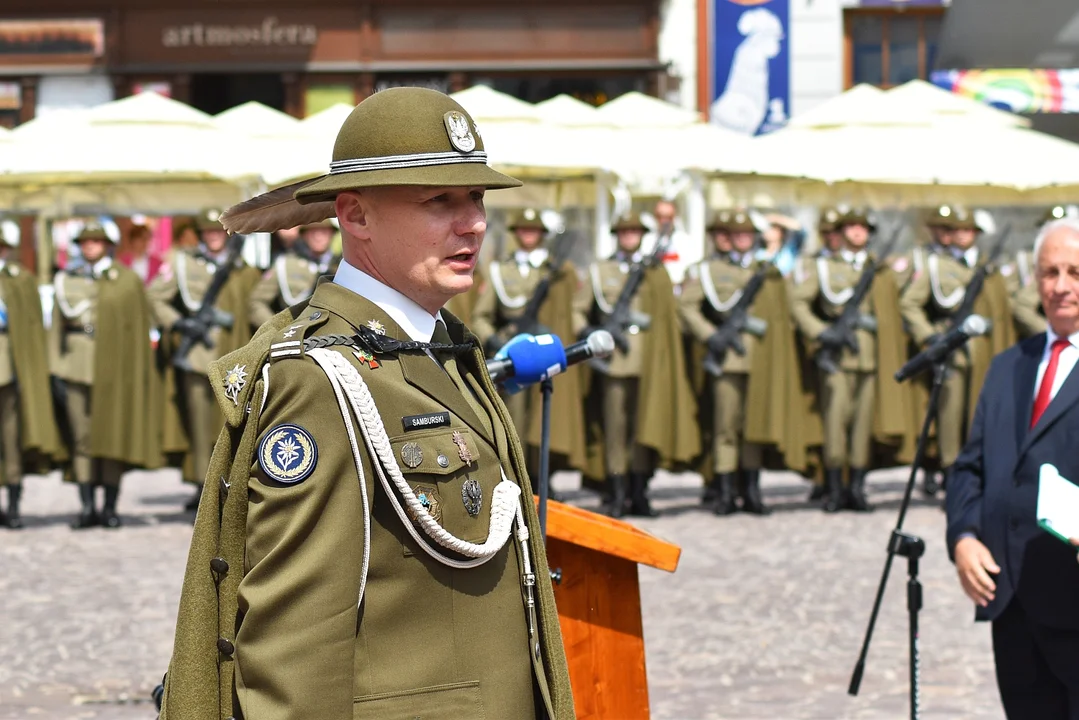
[710, 6, 785, 136]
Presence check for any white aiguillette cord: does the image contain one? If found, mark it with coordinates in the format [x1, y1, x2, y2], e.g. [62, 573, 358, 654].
[306, 348, 535, 597]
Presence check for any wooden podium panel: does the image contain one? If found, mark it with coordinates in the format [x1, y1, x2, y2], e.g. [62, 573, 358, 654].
[539, 500, 681, 720]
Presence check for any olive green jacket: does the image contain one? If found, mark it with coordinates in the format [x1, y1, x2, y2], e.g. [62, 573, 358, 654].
[160, 282, 573, 720]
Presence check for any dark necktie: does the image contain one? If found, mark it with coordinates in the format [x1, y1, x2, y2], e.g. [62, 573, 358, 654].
[433, 321, 493, 439]
[1032, 338, 1071, 428]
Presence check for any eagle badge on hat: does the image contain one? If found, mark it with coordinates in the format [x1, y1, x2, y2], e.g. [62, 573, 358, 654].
[258, 424, 318, 485]
[444, 111, 476, 153]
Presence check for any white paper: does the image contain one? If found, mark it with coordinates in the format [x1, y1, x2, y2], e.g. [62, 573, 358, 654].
[1037, 464, 1079, 541]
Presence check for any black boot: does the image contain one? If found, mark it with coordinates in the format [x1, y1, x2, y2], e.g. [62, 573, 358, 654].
[711, 473, 737, 516]
[184, 485, 203, 512]
[822, 468, 845, 513]
[604, 475, 627, 519]
[71, 483, 98, 529]
[922, 469, 940, 497]
[5, 484, 24, 530]
[846, 468, 874, 512]
[741, 470, 771, 516]
[808, 484, 826, 502]
[627, 473, 659, 517]
[100, 486, 121, 529]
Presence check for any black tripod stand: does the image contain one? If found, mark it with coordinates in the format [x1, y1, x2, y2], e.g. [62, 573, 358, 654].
[849, 360, 947, 720]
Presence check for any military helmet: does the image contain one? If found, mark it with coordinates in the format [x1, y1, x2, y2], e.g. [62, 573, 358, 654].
[197, 209, 225, 232]
[837, 208, 876, 231]
[508, 208, 547, 232]
[74, 220, 114, 244]
[706, 210, 731, 233]
[725, 211, 756, 233]
[293, 88, 520, 204]
[818, 207, 842, 233]
[0, 219, 18, 248]
[610, 212, 649, 234]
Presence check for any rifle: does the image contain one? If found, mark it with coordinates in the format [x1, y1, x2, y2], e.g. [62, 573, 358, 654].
[504, 233, 576, 338]
[943, 223, 1011, 333]
[591, 230, 673, 373]
[815, 226, 903, 375]
[170, 234, 245, 372]
[702, 259, 773, 377]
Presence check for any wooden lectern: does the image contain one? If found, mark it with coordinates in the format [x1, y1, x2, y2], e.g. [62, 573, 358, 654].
[540, 500, 682, 719]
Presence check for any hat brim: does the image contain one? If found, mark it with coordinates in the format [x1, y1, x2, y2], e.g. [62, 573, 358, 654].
[610, 224, 648, 234]
[294, 164, 523, 204]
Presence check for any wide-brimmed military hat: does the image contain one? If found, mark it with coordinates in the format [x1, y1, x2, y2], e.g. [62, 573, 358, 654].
[610, 212, 649, 233]
[949, 207, 980, 231]
[293, 88, 520, 204]
[818, 207, 842, 233]
[299, 218, 337, 233]
[1041, 205, 1079, 224]
[508, 208, 547, 232]
[836, 209, 876, 231]
[74, 220, 115, 244]
[926, 205, 957, 228]
[726, 211, 757, 234]
[197, 209, 225, 232]
[706, 210, 731, 233]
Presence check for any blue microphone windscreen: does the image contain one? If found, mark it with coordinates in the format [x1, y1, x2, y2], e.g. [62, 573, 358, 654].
[506, 334, 568, 385]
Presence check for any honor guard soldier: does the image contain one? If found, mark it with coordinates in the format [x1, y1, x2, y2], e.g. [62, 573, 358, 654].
[817, 208, 844, 258]
[581, 212, 699, 518]
[790, 210, 912, 512]
[471, 208, 589, 484]
[0, 222, 61, 528]
[148, 210, 262, 511]
[899, 207, 1016, 496]
[49, 220, 162, 528]
[157, 88, 573, 720]
[249, 219, 340, 328]
[680, 211, 809, 515]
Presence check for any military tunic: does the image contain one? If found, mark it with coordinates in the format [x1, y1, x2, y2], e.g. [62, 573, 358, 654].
[586, 254, 653, 476]
[248, 251, 335, 329]
[678, 254, 763, 473]
[148, 249, 259, 485]
[49, 260, 124, 485]
[790, 252, 878, 468]
[1006, 249, 1046, 338]
[899, 248, 994, 467]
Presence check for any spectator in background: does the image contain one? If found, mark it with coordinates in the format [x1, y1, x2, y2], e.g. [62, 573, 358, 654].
[118, 224, 163, 285]
[756, 213, 805, 277]
[271, 225, 302, 262]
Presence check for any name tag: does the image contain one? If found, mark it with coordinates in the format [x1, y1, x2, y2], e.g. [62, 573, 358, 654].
[402, 412, 451, 432]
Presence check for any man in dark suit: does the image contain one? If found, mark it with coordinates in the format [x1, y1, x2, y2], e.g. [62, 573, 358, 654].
[948, 218, 1079, 720]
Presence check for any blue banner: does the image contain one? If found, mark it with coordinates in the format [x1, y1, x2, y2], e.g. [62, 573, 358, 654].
[710, 0, 790, 136]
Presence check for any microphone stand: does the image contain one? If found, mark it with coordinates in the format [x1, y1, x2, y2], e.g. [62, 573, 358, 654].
[849, 360, 947, 720]
[536, 377, 563, 585]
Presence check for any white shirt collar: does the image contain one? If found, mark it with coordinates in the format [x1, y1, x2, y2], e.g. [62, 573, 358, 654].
[333, 259, 442, 342]
[1045, 325, 1079, 350]
[514, 248, 548, 268]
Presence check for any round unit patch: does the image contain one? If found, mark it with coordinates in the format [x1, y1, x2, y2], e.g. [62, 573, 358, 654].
[258, 424, 318, 485]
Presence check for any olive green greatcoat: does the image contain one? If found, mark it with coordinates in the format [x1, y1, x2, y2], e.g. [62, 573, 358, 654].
[1012, 279, 1046, 339]
[159, 282, 573, 720]
[679, 256, 819, 473]
[471, 257, 589, 471]
[582, 262, 700, 480]
[789, 255, 916, 465]
[0, 262, 63, 466]
[49, 264, 163, 470]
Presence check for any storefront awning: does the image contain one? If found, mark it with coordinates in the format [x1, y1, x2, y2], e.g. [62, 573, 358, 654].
[935, 0, 1079, 69]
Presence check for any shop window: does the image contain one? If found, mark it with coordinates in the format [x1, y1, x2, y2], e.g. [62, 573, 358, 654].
[845, 9, 944, 89]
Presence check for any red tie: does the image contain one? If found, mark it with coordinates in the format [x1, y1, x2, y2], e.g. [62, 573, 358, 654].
[1032, 338, 1071, 428]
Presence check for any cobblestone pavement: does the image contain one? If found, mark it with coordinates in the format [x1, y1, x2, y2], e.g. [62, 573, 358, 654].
[0, 467, 1002, 720]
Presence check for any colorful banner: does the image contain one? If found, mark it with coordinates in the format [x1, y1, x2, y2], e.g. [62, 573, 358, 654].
[709, 0, 790, 136]
[932, 68, 1079, 114]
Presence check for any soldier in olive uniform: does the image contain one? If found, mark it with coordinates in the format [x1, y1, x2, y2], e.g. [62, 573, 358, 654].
[679, 211, 770, 515]
[818, 208, 843, 258]
[249, 219, 339, 328]
[148, 210, 261, 511]
[899, 207, 1016, 495]
[0, 223, 62, 528]
[790, 211, 887, 512]
[51, 221, 161, 528]
[158, 87, 573, 720]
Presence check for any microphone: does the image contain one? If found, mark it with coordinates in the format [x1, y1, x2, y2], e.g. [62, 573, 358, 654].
[488, 330, 615, 393]
[894, 314, 992, 383]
